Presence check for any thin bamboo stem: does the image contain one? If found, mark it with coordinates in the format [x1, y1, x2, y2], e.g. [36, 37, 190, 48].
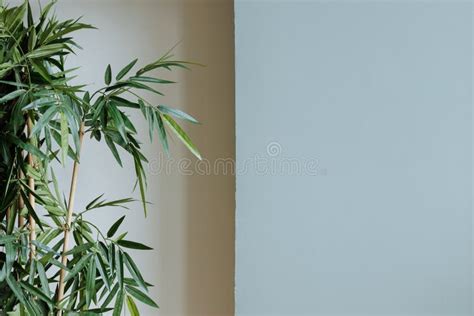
[17, 123, 26, 228]
[18, 170, 24, 228]
[18, 192, 24, 227]
[27, 117, 36, 260]
[57, 122, 85, 314]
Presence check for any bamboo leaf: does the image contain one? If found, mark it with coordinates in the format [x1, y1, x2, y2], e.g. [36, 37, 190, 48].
[7, 135, 47, 160]
[116, 58, 138, 80]
[6, 275, 27, 307]
[36, 262, 51, 297]
[126, 295, 139, 316]
[115, 248, 124, 288]
[85, 194, 104, 210]
[105, 64, 112, 85]
[156, 114, 169, 154]
[101, 283, 119, 309]
[107, 104, 127, 142]
[20, 281, 53, 305]
[95, 254, 110, 291]
[19, 189, 44, 232]
[60, 111, 69, 164]
[32, 240, 60, 256]
[117, 240, 152, 250]
[5, 242, 15, 276]
[25, 43, 66, 59]
[125, 285, 158, 308]
[158, 105, 199, 124]
[105, 135, 123, 167]
[112, 290, 124, 316]
[107, 216, 125, 238]
[86, 256, 96, 306]
[162, 114, 201, 159]
[0, 89, 26, 104]
[124, 252, 147, 291]
[133, 153, 147, 216]
[63, 242, 95, 256]
[64, 253, 92, 282]
[31, 106, 57, 135]
[130, 76, 175, 84]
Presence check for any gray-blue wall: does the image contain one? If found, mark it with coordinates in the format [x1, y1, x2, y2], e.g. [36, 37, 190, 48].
[235, 1, 472, 315]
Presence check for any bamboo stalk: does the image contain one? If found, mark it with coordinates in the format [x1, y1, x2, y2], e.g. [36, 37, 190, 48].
[18, 123, 26, 228]
[26, 117, 36, 260]
[57, 122, 85, 314]
[18, 191, 24, 227]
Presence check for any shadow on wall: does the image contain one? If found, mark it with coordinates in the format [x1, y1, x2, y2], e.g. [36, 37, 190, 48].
[181, 1, 235, 315]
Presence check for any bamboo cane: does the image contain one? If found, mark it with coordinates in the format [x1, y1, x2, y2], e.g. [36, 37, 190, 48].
[26, 117, 36, 260]
[57, 122, 85, 314]
[18, 193, 24, 227]
[18, 170, 24, 227]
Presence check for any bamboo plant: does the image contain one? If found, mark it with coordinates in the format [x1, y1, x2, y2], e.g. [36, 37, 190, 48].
[0, 0, 201, 315]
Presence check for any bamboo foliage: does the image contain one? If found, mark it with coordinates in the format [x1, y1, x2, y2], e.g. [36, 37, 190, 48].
[0, 1, 201, 315]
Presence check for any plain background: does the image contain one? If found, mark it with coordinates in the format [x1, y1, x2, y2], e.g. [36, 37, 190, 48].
[51, 0, 235, 315]
[235, 1, 472, 316]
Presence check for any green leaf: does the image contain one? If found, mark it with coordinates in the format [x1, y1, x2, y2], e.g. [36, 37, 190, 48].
[45, 23, 96, 44]
[86, 256, 96, 306]
[7, 135, 47, 160]
[101, 283, 119, 309]
[130, 76, 175, 84]
[51, 168, 65, 209]
[6, 275, 27, 307]
[31, 106, 57, 135]
[109, 96, 139, 108]
[107, 216, 125, 238]
[107, 104, 127, 142]
[116, 58, 138, 80]
[5, 242, 15, 276]
[126, 295, 139, 316]
[0, 235, 18, 244]
[158, 105, 199, 124]
[31, 60, 52, 82]
[36, 262, 51, 297]
[112, 290, 124, 316]
[63, 242, 95, 256]
[117, 240, 152, 250]
[156, 114, 169, 154]
[25, 43, 66, 59]
[47, 257, 70, 271]
[126, 285, 158, 308]
[127, 80, 163, 96]
[124, 252, 147, 291]
[60, 111, 69, 164]
[116, 248, 124, 288]
[31, 240, 59, 256]
[162, 114, 201, 159]
[105, 135, 123, 167]
[82, 308, 114, 314]
[133, 153, 147, 216]
[64, 253, 93, 282]
[0, 89, 26, 104]
[95, 254, 111, 291]
[19, 189, 44, 232]
[105, 64, 112, 85]
[20, 281, 53, 305]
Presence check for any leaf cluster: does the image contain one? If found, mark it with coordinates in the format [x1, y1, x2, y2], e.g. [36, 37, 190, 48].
[0, 1, 201, 314]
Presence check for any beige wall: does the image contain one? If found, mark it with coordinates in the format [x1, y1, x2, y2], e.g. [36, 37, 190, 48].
[53, 1, 234, 315]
